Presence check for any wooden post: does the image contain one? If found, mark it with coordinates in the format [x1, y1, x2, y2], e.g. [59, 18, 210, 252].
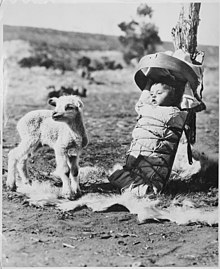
[171, 3, 204, 65]
[171, 3, 205, 145]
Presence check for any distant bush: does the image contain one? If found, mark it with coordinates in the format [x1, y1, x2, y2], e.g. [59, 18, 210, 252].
[77, 56, 91, 68]
[118, 3, 162, 64]
[19, 54, 54, 68]
[19, 52, 123, 72]
[89, 59, 104, 71]
[104, 60, 123, 70]
[18, 52, 74, 72]
[77, 55, 123, 71]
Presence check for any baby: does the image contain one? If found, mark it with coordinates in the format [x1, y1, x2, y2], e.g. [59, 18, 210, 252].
[109, 77, 188, 197]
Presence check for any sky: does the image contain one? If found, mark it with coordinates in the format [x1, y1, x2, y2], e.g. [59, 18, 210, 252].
[1, 0, 220, 46]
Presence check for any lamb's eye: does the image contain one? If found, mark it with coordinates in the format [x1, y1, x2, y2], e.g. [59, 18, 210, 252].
[65, 105, 74, 111]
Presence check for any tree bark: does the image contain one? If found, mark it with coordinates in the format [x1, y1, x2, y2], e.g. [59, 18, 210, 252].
[171, 3, 204, 64]
[171, 3, 206, 144]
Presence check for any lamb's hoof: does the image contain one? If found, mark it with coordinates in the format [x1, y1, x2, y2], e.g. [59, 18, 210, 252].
[70, 190, 82, 200]
[61, 189, 72, 200]
[62, 187, 82, 200]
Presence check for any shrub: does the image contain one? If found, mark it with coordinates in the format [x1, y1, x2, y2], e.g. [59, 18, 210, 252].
[118, 3, 162, 64]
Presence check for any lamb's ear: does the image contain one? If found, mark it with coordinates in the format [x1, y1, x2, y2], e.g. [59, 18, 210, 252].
[48, 97, 57, 106]
[77, 99, 84, 108]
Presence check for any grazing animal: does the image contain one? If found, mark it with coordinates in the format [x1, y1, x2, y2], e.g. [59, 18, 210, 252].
[77, 86, 87, 98]
[47, 86, 87, 99]
[46, 85, 56, 90]
[60, 86, 77, 96]
[6, 95, 88, 199]
[48, 89, 60, 98]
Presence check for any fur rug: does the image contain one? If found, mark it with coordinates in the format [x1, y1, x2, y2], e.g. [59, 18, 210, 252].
[15, 143, 218, 226]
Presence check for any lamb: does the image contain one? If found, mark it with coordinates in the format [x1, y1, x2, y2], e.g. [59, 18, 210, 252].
[6, 95, 88, 199]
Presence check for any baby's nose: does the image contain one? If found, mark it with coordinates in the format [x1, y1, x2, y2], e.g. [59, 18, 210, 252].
[151, 93, 156, 98]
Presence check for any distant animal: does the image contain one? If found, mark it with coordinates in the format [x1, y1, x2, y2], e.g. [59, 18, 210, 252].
[6, 95, 88, 199]
[59, 86, 75, 96]
[46, 85, 60, 98]
[48, 90, 60, 98]
[47, 86, 87, 99]
[76, 86, 87, 98]
[46, 85, 56, 90]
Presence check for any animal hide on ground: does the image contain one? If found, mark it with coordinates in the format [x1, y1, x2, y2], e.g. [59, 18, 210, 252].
[16, 145, 218, 226]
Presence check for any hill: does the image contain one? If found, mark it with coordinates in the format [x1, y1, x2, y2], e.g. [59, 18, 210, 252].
[3, 25, 218, 68]
[3, 25, 123, 52]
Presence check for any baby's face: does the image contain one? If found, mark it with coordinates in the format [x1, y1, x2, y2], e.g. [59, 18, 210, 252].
[149, 84, 174, 106]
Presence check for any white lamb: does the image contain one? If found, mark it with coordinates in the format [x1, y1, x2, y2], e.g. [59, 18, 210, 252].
[6, 95, 88, 199]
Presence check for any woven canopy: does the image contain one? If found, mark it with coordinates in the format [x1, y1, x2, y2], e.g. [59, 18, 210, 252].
[134, 53, 199, 92]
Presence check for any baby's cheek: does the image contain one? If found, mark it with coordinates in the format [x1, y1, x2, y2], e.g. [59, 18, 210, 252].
[140, 91, 151, 104]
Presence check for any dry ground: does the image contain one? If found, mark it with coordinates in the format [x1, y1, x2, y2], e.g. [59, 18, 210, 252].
[2, 59, 219, 267]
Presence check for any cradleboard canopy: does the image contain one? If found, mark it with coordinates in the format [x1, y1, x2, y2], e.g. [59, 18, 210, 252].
[134, 52, 199, 92]
[134, 51, 206, 106]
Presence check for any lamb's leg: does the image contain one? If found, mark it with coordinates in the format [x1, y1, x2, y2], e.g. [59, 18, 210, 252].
[7, 148, 19, 191]
[68, 155, 81, 196]
[54, 148, 72, 199]
[7, 141, 33, 190]
[17, 154, 31, 185]
[50, 169, 61, 179]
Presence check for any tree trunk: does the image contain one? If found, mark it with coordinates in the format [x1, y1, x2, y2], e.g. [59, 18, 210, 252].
[171, 3, 205, 145]
[171, 3, 204, 65]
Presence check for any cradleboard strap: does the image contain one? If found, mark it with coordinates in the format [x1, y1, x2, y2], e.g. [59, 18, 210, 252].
[181, 98, 206, 165]
[124, 153, 173, 189]
[184, 112, 196, 145]
[123, 155, 154, 188]
[184, 124, 193, 165]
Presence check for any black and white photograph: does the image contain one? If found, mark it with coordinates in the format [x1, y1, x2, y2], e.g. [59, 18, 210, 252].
[1, 0, 219, 267]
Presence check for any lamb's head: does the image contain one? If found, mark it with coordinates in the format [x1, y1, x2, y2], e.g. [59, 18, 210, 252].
[48, 95, 83, 123]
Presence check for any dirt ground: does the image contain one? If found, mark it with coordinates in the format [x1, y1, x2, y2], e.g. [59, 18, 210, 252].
[2, 62, 219, 267]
